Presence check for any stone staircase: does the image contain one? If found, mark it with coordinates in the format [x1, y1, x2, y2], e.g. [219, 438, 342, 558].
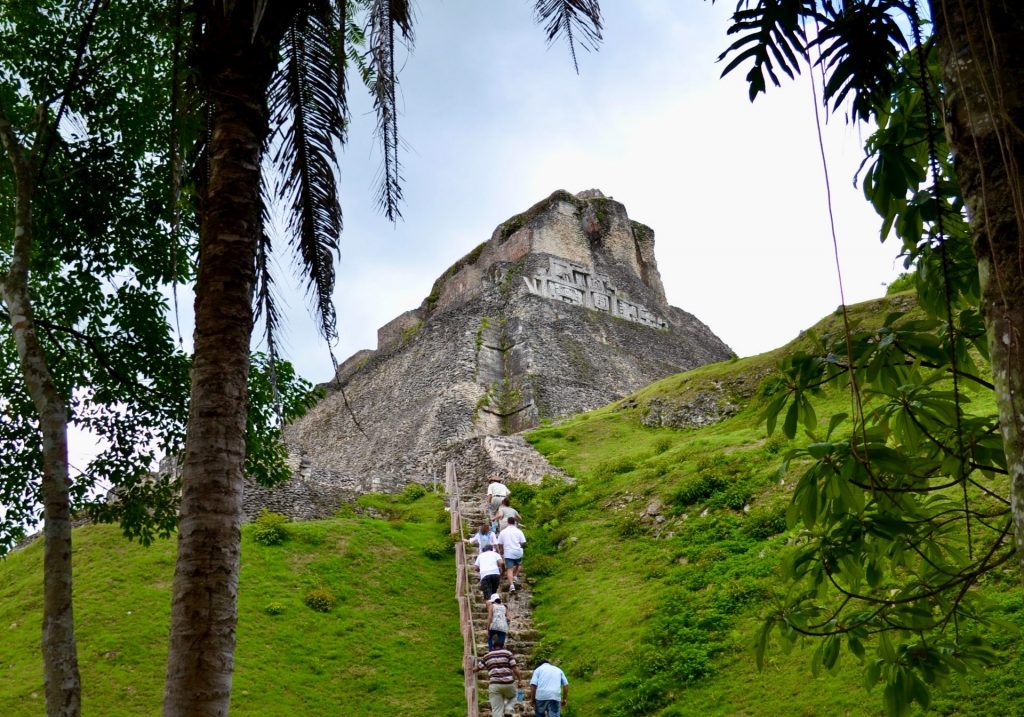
[458, 487, 536, 717]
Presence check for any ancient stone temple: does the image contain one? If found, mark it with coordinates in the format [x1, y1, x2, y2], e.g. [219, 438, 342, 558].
[244, 190, 733, 518]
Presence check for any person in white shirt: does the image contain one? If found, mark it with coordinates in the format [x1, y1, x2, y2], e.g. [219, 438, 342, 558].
[495, 517, 526, 591]
[474, 545, 504, 597]
[486, 475, 510, 513]
[530, 659, 568, 716]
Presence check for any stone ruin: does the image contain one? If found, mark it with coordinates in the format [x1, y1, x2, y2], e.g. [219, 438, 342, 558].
[243, 189, 733, 520]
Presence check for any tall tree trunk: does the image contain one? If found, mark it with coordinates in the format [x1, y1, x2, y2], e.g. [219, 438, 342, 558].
[933, 1, 1024, 579]
[161, 9, 283, 716]
[0, 113, 82, 717]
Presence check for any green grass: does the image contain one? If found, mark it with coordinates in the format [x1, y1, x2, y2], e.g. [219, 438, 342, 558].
[0, 492, 463, 716]
[518, 294, 1023, 717]
[2, 291, 1016, 717]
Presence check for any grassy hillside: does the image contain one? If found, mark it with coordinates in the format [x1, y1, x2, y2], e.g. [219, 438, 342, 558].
[3, 293, 1019, 717]
[515, 294, 1023, 717]
[0, 491, 463, 716]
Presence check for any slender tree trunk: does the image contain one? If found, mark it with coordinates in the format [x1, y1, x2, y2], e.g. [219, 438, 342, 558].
[0, 112, 82, 717]
[161, 10, 281, 716]
[932, 1, 1024, 579]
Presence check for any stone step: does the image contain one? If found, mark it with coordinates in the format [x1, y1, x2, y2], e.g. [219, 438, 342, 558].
[456, 474, 540, 717]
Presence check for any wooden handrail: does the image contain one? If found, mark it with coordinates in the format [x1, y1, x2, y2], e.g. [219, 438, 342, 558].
[447, 462, 479, 717]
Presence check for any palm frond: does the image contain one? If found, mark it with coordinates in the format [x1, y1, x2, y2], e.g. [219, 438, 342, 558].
[254, 197, 282, 418]
[813, 0, 909, 123]
[368, 0, 413, 221]
[533, 0, 604, 74]
[267, 6, 347, 345]
[718, 0, 815, 101]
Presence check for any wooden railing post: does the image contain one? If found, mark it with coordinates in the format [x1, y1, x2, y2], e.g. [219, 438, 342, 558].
[447, 461, 479, 717]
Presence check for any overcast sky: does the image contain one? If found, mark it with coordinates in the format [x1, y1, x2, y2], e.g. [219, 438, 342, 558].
[201, 0, 903, 384]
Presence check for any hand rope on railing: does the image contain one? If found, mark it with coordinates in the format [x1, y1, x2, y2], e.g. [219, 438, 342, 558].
[447, 461, 480, 717]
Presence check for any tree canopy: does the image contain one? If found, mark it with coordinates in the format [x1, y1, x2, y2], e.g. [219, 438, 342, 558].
[714, 1, 1024, 714]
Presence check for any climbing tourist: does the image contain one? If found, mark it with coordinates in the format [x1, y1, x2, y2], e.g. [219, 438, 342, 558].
[495, 516, 526, 591]
[493, 497, 521, 533]
[530, 659, 568, 717]
[475, 632, 523, 717]
[466, 522, 497, 552]
[486, 593, 511, 651]
[474, 544, 504, 597]
[486, 474, 510, 513]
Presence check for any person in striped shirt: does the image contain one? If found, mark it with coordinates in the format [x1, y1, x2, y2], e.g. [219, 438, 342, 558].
[475, 632, 523, 717]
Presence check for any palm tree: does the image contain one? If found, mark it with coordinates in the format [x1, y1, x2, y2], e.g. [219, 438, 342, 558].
[162, 2, 603, 714]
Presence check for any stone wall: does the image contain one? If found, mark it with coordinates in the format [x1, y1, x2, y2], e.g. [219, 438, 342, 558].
[376, 308, 425, 353]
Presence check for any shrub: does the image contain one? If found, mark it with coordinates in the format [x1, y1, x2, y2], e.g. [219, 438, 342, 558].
[304, 587, 337, 613]
[743, 505, 788, 539]
[422, 537, 453, 560]
[509, 481, 538, 506]
[763, 433, 789, 456]
[539, 475, 575, 505]
[251, 509, 289, 546]
[594, 455, 640, 480]
[616, 515, 646, 539]
[530, 635, 565, 663]
[529, 554, 556, 577]
[886, 271, 916, 295]
[707, 483, 751, 511]
[263, 602, 285, 616]
[665, 642, 712, 683]
[653, 437, 673, 454]
[668, 474, 725, 508]
[402, 482, 427, 501]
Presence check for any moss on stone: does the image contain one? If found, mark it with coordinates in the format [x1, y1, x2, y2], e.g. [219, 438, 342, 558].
[593, 197, 612, 234]
[400, 321, 422, 344]
[475, 316, 491, 353]
[630, 220, 653, 243]
[500, 260, 525, 300]
[424, 240, 488, 311]
[497, 189, 579, 242]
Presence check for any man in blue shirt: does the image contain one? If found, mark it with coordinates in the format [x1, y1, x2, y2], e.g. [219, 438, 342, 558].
[529, 659, 568, 717]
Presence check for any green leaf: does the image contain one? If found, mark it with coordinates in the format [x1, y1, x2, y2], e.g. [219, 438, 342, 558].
[754, 618, 773, 671]
[822, 634, 840, 671]
[866, 560, 882, 588]
[806, 442, 833, 459]
[910, 672, 930, 709]
[783, 398, 800, 439]
[826, 412, 848, 438]
[865, 659, 883, 690]
[800, 395, 818, 432]
[878, 632, 897, 662]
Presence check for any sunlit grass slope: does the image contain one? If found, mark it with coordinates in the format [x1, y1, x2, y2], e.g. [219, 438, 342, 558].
[516, 294, 1023, 717]
[0, 491, 463, 716]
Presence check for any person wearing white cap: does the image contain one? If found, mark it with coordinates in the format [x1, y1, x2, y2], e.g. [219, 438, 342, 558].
[486, 592, 511, 651]
[486, 474, 510, 513]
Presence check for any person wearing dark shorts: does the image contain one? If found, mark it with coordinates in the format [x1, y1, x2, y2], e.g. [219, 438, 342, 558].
[495, 517, 526, 591]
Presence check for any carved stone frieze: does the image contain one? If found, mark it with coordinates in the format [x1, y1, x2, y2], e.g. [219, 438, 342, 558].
[524, 258, 668, 329]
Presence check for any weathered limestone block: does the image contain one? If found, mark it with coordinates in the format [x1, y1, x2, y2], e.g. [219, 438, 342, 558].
[377, 309, 424, 353]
